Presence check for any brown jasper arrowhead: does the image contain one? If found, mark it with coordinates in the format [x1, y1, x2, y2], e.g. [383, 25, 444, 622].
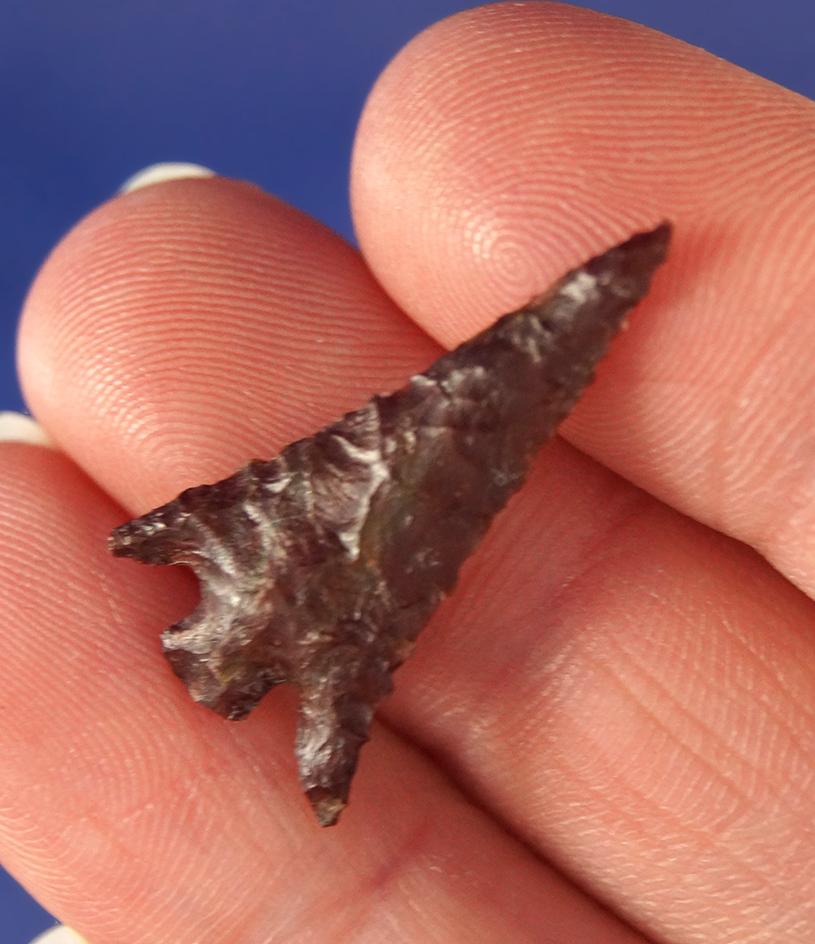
[110, 223, 672, 826]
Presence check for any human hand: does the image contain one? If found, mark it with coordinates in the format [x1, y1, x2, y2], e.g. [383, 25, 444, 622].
[3, 4, 814, 942]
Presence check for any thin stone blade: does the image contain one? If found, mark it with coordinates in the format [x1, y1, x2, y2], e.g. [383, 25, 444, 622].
[109, 223, 671, 826]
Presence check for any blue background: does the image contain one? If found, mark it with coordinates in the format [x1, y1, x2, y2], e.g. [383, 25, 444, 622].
[1, 1, 812, 940]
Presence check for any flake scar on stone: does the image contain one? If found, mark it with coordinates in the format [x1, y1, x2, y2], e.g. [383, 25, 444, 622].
[109, 223, 672, 826]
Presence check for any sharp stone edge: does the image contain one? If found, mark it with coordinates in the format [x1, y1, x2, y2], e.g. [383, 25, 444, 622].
[110, 223, 672, 826]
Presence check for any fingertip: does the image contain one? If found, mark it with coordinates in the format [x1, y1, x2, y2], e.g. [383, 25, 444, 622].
[351, 2, 672, 343]
[118, 161, 216, 193]
[30, 927, 89, 944]
[0, 412, 54, 447]
[351, 1, 804, 346]
[17, 175, 436, 514]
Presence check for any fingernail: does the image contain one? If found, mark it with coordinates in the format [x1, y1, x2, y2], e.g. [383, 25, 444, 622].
[30, 927, 89, 944]
[119, 161, 216, 194]
[0, 411, 54, 447]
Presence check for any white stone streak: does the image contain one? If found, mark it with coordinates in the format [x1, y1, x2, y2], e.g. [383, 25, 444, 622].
[262, 472, 293, 494]
[330, 424, 390, 561]
[192, 515, 240, 579]
[331, 434, 386, 469]
[441, 365, 486, 394]
[558, 269, 598, 307]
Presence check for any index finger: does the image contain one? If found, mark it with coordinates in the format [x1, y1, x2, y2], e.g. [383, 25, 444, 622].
[351, 1, 815, 596]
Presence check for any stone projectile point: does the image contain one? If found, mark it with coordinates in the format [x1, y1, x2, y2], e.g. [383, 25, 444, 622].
[110, 223, 672, 825]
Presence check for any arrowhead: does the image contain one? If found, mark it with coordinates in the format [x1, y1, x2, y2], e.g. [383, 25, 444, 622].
[110, 223, 672, 825]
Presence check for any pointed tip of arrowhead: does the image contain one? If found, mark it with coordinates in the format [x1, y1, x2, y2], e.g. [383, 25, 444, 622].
[578, 220, 672, 311]
[307, 788, 347, 827]
[619, 220, 673, 270]
[652, 219, 674, 243]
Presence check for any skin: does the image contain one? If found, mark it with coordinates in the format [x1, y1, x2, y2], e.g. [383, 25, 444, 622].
[2, 3, 814, 942]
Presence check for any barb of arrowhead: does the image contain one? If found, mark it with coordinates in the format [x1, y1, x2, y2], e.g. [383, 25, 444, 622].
[110, 223, 671, 825]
